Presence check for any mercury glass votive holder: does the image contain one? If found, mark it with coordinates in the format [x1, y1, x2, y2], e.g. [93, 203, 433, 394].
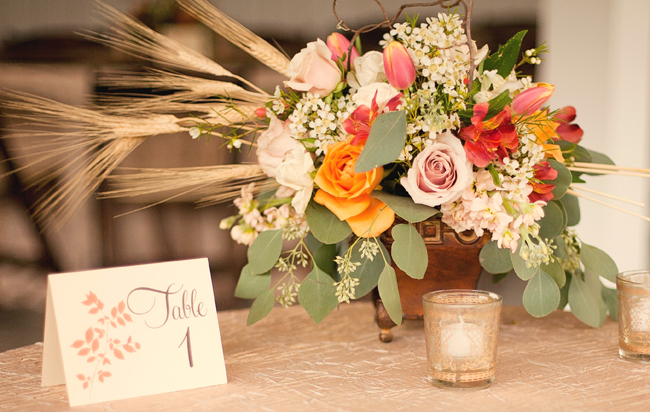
[423, 290, 502, 389]
[617, 270, 650, 363]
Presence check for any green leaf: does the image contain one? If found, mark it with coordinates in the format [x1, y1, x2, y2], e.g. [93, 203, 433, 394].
[313, 243, 338, 279]
[559, 193, 580, 226]
[391, 224, 428, 279]
[541, 259, 566, 288]
[586, 148, 616, 168]
[602, 286, 618, 321]
[305, 200, 352, 244]
[580, 243, 618, 283]
[355, 111, 407, 173]
[483, 30, 527, 77]
[377, 265, 402, 325]
[568, 274, 605, 327]
[234, 264, 271, 299]
[522, 271, 561, 317]
[538, 201, 566, 241]
[479, 240, 514, 274]
[558, 272, 570, 310]
[298, 265, 339, 324]
[546, 159, 572, 199]
[511, 242, 538, 280]
[372, 192, 440, 223]
[350, 240, 389, 298]
[247, 229, 283, 275]
[246, 290, 275, 325]
[484, 90, 512, 120]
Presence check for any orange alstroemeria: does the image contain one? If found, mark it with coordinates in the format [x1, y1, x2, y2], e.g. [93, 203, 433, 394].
[313, 140, 394, 238]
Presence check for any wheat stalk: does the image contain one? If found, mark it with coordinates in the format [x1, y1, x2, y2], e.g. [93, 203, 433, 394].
[178, 0, 290, 75]
[86, 1, 265, 94]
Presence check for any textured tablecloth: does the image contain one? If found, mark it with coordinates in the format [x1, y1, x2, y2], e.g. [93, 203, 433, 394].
[1, 303, 649, 411]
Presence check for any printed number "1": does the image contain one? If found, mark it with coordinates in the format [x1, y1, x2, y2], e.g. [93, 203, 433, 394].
[178, 327, 194, 367]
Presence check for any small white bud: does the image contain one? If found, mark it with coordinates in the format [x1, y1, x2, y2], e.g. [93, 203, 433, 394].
[189, 127, 201, 139]
[233, 139, 243, 149]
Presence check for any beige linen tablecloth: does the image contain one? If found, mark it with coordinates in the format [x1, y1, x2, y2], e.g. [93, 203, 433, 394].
[1, 302, 649, 411]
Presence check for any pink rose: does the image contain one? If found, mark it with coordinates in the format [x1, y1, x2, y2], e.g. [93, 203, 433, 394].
[256, 116, 303, 177]
[400, 131, 473, 207]
[284, 39, 342, 97]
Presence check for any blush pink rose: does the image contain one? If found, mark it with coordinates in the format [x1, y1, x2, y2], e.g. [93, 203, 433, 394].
[284, 39, 342, 97]
[400, 131, 473, 207]
[256, 116, 303, 177]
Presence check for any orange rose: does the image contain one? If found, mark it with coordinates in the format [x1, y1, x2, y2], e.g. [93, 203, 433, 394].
[314, 140, 394, 238]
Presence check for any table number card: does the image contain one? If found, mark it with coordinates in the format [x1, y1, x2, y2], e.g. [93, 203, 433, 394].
[42, 258, 227, 406]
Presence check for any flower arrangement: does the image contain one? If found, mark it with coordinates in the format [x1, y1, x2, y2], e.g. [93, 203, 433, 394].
[4, 0, 648, 329]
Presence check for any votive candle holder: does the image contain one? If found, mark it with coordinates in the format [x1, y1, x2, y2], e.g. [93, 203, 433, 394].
[617, 270, 650, 363]
[423, 290, 502, 389]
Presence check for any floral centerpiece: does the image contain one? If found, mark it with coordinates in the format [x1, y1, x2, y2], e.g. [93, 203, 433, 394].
[4, 0, 647, 329]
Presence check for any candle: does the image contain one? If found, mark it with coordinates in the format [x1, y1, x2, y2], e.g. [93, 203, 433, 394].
[443, 317, 483, 358]
[630, 298, 650, 332]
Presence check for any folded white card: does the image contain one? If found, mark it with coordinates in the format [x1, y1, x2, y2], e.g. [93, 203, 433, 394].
[42, 258, 227, 406]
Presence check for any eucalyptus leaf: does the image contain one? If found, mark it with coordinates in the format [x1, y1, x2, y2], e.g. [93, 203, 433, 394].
[602, 286, 618, 321]
[305, 201, 352, 244]
[541, 259, 566, 288]
[538, 201, 565, 241]
[586, 149, 616, 167]
[298, 265, 339, 324]
[304, 232, 322, 255]
[350, 239, 389, 298]
[372, 192, 440, 223]
[479, 240, 514, 274]
[558, 272, 570, 310]
[511, 242, 539, 280]
[580, 243, 618, 283]
[246, 289, 275, 325]
[234, 264, 271, 299]
[546, 159, 572, 199]
[247, 229, 283, 275]
[391, 224, 428, 279]
[355, 111, 407, 173]
[522, 271, 561, 317]
[482, 30, 527, 77]
[313, 243, 338, 280]
[568, 274, 605, 327]
[378, 265, 402, 325]
[559, 193, 580, 226]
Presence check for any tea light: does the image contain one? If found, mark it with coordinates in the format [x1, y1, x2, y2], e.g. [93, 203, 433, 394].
[617, 270, 650, 363]
[444, 318, 484, 358]
[629, 298, 650, 332]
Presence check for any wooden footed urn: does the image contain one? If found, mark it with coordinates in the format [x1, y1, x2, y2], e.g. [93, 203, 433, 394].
[375, 217, 489, 342]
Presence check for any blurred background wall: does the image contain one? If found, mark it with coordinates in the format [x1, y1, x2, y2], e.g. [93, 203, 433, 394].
[0, 0, 648, 351]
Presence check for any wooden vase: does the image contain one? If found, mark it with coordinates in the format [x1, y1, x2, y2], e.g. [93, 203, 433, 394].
[374, 217, 490, 342]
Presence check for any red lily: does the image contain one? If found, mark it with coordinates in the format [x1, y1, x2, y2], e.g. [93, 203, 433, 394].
[343, 91, 402, 145]
[553, 106, 583, 144]
[458, 103, 518, 167]
[528, 161, 558, 202]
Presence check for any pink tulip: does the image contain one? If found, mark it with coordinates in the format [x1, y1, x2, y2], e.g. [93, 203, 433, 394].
[383, 41, 416, 90]
[326, 33, 359, 66]
[512, 83, 555, 115]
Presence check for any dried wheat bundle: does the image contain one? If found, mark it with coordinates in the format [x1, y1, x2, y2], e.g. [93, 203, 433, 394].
[178, 0, 290, 75]
[86, 1, 265, 94]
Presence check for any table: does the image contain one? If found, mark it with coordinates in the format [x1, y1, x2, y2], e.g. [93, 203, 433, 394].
[1, 303, 650, 411]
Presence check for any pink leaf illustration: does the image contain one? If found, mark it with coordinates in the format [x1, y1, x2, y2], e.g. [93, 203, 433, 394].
[103, 358, 111, 365]
[103, 371, 112, 377]
[124, 313, 133, 322]
[114, 349, 124, 360]
[94, 328, 102, 333]
[135, 342, 141, 350]
[83, 381, 89, 389]
[110, 321, 117, 328]
[82, 291, 97, 306]
[111, 307, 117, 318]
[87, 356, 96, 363]
[99, 375, 104, 383]
[71, 340, 85, 348]
[76, 374, 86, 381]
[78, 348, 90, 356]
[97, 301, 104, 310]
[113, 339, 121, 345]
[118, 301, 125, 313]
[91, 338, 100, 353]
[117, 317, 126, 327]
[89, 307, 99, 314]
[85, 328, 93, 343]
[123, 344, 135, 353]
[98, 318, 105, 324]
[127, 336, 132, 344]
